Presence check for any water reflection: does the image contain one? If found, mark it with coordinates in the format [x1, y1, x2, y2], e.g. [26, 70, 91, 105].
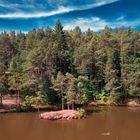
[0, 107, 140, 140]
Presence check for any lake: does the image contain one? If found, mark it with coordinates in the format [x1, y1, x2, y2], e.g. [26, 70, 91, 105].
[0, 107, 140, 140]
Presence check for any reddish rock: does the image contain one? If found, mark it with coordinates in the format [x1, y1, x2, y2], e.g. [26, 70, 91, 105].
[127, 100, 140, 107]
[40, 110, 79, 120]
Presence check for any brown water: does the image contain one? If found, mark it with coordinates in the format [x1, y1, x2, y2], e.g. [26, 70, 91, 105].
[0, 107, 140, 140]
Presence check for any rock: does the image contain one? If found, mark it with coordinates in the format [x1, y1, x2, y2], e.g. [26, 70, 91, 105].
[127, 100, 140, 107]
[40, 110, 80, 120]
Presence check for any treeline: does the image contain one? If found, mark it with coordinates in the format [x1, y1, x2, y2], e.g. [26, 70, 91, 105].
[0, 21, 140, 108]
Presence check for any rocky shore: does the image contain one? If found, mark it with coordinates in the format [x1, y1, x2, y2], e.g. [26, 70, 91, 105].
[89, 99, 140, 107]
[127, 99, 140, 107]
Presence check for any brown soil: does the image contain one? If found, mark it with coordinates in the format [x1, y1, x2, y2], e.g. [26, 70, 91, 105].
[0, 95, 19, 110]
[88, 101, 112, 106]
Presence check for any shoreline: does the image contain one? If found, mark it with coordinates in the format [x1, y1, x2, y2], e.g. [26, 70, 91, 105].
[1, 99, 140, 113]
[0, 105, 59, 113]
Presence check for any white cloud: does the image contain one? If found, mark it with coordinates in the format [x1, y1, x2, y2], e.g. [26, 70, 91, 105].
[63, 17, 140, 32]
[64, 17, 108, 31]
[0, 6, 72, 18]
[0, 2, 20, 8]
[116, 15, 125, 21]
[0, 0, 119, 19]
[76, 0, 119, 11]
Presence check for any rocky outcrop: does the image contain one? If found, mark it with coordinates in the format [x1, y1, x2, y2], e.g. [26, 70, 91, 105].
[127, 99, 140, 107]
[39, 110, 80, 120]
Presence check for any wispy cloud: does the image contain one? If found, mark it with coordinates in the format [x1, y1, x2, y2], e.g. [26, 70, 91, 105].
[0, 6, 72, 18]
[0, 0, 119, 19]
[63, 16, 140, 31]
[0, 2, 20, 8]
[64, 17, 108, 31]
[116, 15, 125, 21]
[75, 0, 119, 11]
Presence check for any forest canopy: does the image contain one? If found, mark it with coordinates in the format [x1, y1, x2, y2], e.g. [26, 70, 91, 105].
[0, 21, 140, 108]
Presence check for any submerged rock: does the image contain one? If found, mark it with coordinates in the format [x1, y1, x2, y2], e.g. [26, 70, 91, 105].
[39, 110, 82, 120]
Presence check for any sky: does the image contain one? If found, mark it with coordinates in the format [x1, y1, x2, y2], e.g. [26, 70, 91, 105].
[0, 0, 140, 32]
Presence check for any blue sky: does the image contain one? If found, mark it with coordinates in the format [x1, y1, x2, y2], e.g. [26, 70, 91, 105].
[0, 0, 140, 32]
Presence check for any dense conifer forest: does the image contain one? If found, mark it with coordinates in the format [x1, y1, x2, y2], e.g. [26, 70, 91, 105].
[0, 21, 140, 109]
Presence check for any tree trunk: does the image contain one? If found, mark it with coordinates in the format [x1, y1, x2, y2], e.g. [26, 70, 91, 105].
[16, 90, 20, 106]
[67, 104, 70, 110]
[0, 93, 2, 105]
[72, 102, 74, 110]
[62, 93, 64, 110]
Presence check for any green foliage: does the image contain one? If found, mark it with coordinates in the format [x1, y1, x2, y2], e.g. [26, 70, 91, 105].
[22, 94, 45, 107]
[0, 23, 139, 108]
[65, 73, 77, 108]
[22, 95, 35, 107]
[77, 108, 86, 118]
[77, 76, 94, 104]
[94, 90, 108, 102]
[52, 72, 67, 109]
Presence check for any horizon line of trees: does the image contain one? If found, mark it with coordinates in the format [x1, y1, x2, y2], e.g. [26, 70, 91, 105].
[0, 21, 140, 109]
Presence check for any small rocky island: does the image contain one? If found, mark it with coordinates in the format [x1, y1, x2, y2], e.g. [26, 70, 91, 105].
[40, 109, 85, 120]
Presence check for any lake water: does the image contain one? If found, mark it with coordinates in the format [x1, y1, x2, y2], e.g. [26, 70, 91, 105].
[0, 107, 140, 140]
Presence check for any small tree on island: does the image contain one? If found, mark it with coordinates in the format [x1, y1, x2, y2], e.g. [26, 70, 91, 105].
[52, 72, 77, 110]
[65, 73, 77, 110]
[52, 72, 67, 110]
